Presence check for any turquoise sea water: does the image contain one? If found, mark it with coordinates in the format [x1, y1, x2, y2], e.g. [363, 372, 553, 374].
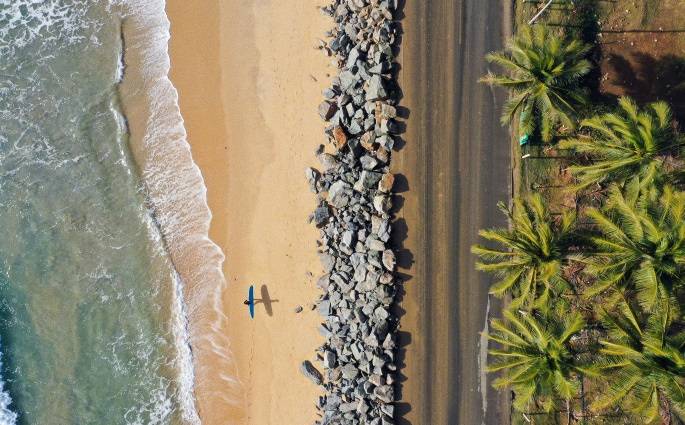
[0, 1, 201, 423]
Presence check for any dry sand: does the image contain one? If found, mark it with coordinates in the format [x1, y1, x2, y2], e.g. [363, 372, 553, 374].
[166, 0, 331, 423]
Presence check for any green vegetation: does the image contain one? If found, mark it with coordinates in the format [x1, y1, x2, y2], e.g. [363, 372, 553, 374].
[480, 25, 592, 142]
[577, 182, 685, 312]
[559, 98, 681, 191]
[594, 303, 685, 423]
[472, 194, 576, 311]
[488, 309, 593, 413]
[476, 2, 685, 424]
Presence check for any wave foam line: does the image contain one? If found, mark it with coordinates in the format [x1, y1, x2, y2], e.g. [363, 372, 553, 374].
[117, 0, 244, 422]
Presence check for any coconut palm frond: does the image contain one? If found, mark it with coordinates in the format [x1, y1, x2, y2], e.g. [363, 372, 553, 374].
[481, 25, 591, 142]
[472, 194, 575, 308]
[559, 97, 680, 190]
[487, 309, 587, 413]
[582, 185, 685, 311]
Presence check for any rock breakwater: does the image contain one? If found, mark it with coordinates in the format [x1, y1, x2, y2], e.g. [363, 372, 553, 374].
[303, 1, 402, 424]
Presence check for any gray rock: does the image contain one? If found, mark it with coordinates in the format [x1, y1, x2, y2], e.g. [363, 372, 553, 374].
[360, 155, 379, 170]
[341, 363, 359, 380]
[381, 404, 394, 418]
[339, 70, 357, 92]
[369, 374, 383, 386]
[354, 265, 367, 283]
[379, 103, 397, 118]
[373, 194, 392, 213]
[378, 173, 394, 193]
[366, 237, 386, 251]
[380, 272, 393, 285]
[319, 253, 336, 273]
[294, 305, 303, 313]
[377, 135, 394, 150]
[350, 343, 362, 360]
[366, 75, 387, 100]
[319, 101, 337, 120]
[382, 333, 395, 350]
[382, 249, 396, 270]
[340, 402, 357, 413]
[301, 360, 323, 385]
[313, 205, 330, 227]
[354, 170, 382, 192]
[368, 61, 388, 74]
[373, 385, 394, 403]
[327, 180, 351, 208]
[318, 153, 339, 170]
[347, 47, 361, 68]
[322, 88, 337, 100]
[374, 306, 389, 321]
[348, 119, 363, 135]
[381, 118, 400, 134]
[318, 324, 331, 338]
[359, 269, 380, 292]
[341, 230, 357, 249]
[316, 274, 330, 291]
[345, 102, 356, 117]
[357, 399, 370, 415]
[305, 167, 320, 193]
[323, 350, 337, 369]
[318, 300, 332, 316]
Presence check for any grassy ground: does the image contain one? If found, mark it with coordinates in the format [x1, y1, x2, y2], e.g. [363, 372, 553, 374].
[504, 1, 685, 424]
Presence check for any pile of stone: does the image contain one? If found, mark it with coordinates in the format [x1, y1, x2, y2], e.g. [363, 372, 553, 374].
[302, 1, 401, 424]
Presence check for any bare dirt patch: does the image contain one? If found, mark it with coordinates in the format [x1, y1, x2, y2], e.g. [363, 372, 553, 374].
[597, 0, 685, 123]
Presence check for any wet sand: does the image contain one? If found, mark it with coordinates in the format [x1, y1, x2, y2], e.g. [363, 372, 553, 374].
[166, 0, 330, 423]
[394, 1, 513, 423]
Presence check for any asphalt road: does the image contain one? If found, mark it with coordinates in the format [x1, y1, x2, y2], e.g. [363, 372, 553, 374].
[392, 1, 513, 424]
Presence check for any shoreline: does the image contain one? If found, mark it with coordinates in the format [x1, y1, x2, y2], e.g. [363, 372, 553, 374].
[166, 0, 331, 423]
[116, 0, 235, 421]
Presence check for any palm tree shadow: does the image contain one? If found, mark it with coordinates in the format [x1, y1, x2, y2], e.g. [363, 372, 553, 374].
[602, 52, 685, 126]
[253, 284, 279, 317]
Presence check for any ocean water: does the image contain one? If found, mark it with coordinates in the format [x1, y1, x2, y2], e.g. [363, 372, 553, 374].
[0, 0, 224, 423]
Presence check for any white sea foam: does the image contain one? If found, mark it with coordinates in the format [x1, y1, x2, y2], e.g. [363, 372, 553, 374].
[116, 0, 242, 422]
[0, 0, 94, 56]
[0, 340, 17, 425]
[170, 271, 202, 425]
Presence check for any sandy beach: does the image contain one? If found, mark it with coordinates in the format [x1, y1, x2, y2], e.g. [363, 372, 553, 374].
[166, 0, 331, 423]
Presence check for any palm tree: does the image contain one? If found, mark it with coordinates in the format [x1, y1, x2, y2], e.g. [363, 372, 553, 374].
[559, 97, 682, 191]
[488, 308, 593, 413]
[472, 193, 576, 310]
[593, 303, 685, 424]
[480, 25, 592, 142]
[576, 181, 685, 311]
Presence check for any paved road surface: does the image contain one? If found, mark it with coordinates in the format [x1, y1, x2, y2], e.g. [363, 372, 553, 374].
[392, 1, 513, 424]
